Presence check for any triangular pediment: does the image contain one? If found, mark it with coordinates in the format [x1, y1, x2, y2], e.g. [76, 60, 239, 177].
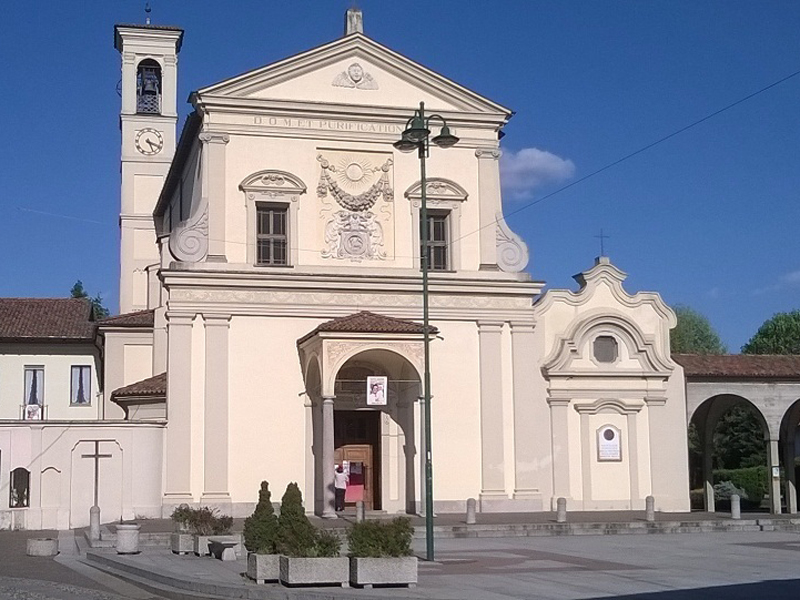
[196, 33, 511, 116]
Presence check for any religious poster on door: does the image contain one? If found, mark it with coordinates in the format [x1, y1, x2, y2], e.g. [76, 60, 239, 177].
[597, 425, 622, 461]
[366, 376, 387, 406]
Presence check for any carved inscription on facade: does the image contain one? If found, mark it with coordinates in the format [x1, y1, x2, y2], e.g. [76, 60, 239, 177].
[253, 117, 401, 134]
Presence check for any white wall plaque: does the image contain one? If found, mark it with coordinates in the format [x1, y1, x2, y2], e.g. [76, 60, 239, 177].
[597, 425, 622, 462]
[366, 376, 387, 406]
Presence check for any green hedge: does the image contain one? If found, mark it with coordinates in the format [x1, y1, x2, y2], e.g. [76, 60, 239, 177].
[713, 466, 769, 505]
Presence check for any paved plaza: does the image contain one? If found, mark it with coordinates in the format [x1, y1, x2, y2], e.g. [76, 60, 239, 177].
[2, 525, 800, 599]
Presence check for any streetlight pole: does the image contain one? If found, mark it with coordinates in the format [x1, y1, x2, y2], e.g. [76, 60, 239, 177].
[394, 102, 459, 562]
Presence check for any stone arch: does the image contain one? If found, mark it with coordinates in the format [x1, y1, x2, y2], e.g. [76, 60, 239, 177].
[689, 394, 771, 513]
[324, 344, 423, 398]
[779, 397, 800, 513]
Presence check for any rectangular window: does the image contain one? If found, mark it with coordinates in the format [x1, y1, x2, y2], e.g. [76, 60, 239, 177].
[256, 204, 288, 266]
[422, 211, 449, 271]
[23, 367, 44, 420]
[71, 366, 92, 405]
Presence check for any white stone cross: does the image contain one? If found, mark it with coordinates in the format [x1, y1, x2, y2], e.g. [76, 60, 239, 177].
[81, 440, 113, 508]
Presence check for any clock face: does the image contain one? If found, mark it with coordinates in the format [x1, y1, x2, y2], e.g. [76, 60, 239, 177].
[135, 128, 164, 155]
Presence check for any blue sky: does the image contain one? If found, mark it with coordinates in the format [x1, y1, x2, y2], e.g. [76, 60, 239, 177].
[0, 1, 798, 352]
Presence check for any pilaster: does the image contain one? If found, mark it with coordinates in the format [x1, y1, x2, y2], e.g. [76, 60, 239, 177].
[548, 396, 572, 507]
[478, 321, 507, 510]
[510, 322, 542, 509]
[164, 313, 194, 502]
[199, 132, 230, 262]
[201, 314, 231, 503]
[475, 148, 502, 270]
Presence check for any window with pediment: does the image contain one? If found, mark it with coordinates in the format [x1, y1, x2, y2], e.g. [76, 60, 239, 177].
[405, 178, 467, 272]
[240, 171, 306, 267]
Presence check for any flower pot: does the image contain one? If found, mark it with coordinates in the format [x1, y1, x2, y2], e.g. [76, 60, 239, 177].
[247, 552, 280, 583]
[279, 556, 349, 587]
[171, 532, 194, 555]
[194, 534, 243, 557]
[115, 523, 141, 555]
[349, 556, 418, 588]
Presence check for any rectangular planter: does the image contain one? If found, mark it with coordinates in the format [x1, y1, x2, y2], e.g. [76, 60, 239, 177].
[171, 533, 194, 555]
[247, 553, 280, 583]
[279, 556, 349, 587]
[349, 556, 418, 588]
[194, 534, 243, 557]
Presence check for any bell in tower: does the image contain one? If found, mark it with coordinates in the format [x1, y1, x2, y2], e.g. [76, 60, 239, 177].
[136, 59, 162, 114]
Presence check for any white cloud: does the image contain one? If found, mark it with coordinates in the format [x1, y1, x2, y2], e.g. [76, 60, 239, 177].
[500, 147, 575, 200]
[752, 268, 800, 296]
[781, 270, 800, 285]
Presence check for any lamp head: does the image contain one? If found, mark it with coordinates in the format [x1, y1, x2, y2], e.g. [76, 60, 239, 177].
[393, 134, 419, 153]
[432, 124, 459, 149]
[404, 112, 430, 143]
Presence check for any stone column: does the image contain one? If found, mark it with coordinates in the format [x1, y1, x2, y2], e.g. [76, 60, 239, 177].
[702, 414, 716, 513]
[548, 397, 571, 507]
[198, 132, 230, 262]
[768, 437, 782, 514]
[475, 148, 502, 270]
[510, 322, 540, 509]
[478, 321, 507, 510]
[164, 313, 194, 503]
[321, 396, 337, 518]
[784, 433, 798, 514]
[201, 314, 231, 503]
[416, 395, 426, 516]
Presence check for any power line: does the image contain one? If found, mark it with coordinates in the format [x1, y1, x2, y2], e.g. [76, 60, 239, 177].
[15, 67, 800, 261]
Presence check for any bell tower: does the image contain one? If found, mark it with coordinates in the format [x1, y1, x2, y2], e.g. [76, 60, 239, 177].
[114, 24, 183, 313]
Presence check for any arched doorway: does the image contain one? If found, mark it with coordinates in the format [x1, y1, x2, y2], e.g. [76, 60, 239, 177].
[329, 350, 421, 513]
[689, 394, 771, 513]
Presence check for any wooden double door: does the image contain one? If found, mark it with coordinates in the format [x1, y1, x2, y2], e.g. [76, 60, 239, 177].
[334, 410, 381, 510]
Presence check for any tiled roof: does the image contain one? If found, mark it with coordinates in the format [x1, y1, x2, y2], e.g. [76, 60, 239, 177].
[111, 372, 167, 399]
[298, 311, 436, 344]
[99, 309, 155, 328]
[0, 298, 95, 342]
[673, 354, 800, 379]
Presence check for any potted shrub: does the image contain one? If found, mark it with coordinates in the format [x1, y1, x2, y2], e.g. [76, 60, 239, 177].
[277, 483, 348, 587]
[170, 504, 194, 555]
[244, 481, 280, 583]
[190, 506, 240, 557]
[348, 517, 417, 588]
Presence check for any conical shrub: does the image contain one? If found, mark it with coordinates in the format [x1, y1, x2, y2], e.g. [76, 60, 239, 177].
[243, 481, 278, 554]
[276, 482, 317, 557]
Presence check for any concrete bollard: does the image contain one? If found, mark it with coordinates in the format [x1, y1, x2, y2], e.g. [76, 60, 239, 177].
[89, 506, 101, 541]
[466, 498, 477, 525]
[645, 496, 655, 522]
[731, 494, 741, 520]
[556, 497, 567, 523]
[115, 523, 141, 554]
[355, 501, 365, 523]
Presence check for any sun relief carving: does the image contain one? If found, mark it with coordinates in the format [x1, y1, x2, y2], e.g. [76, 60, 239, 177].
[317, 152, 394, 262]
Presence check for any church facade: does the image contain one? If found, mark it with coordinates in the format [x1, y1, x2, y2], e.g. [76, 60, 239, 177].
[0, 10, 692, 530]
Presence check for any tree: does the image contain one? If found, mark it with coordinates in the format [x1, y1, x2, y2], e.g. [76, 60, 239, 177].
[243, 481, 278, 554]
[670, 304, 727, 354]
[70, 280, 110, 320]
[742, 310, 800, 355]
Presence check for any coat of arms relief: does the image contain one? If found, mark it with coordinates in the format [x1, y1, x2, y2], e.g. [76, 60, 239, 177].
[317, 152, 393, 261]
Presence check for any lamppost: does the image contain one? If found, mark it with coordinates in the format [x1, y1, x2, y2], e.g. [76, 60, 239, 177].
[394, 102, 459, 561]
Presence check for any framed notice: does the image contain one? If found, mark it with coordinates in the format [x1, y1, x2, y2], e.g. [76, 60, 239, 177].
[597, 425, 621, 462]
[366, 376, 387, 406]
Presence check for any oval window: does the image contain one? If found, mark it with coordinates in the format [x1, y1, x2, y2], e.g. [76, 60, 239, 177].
[593, 336, 618, 363]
